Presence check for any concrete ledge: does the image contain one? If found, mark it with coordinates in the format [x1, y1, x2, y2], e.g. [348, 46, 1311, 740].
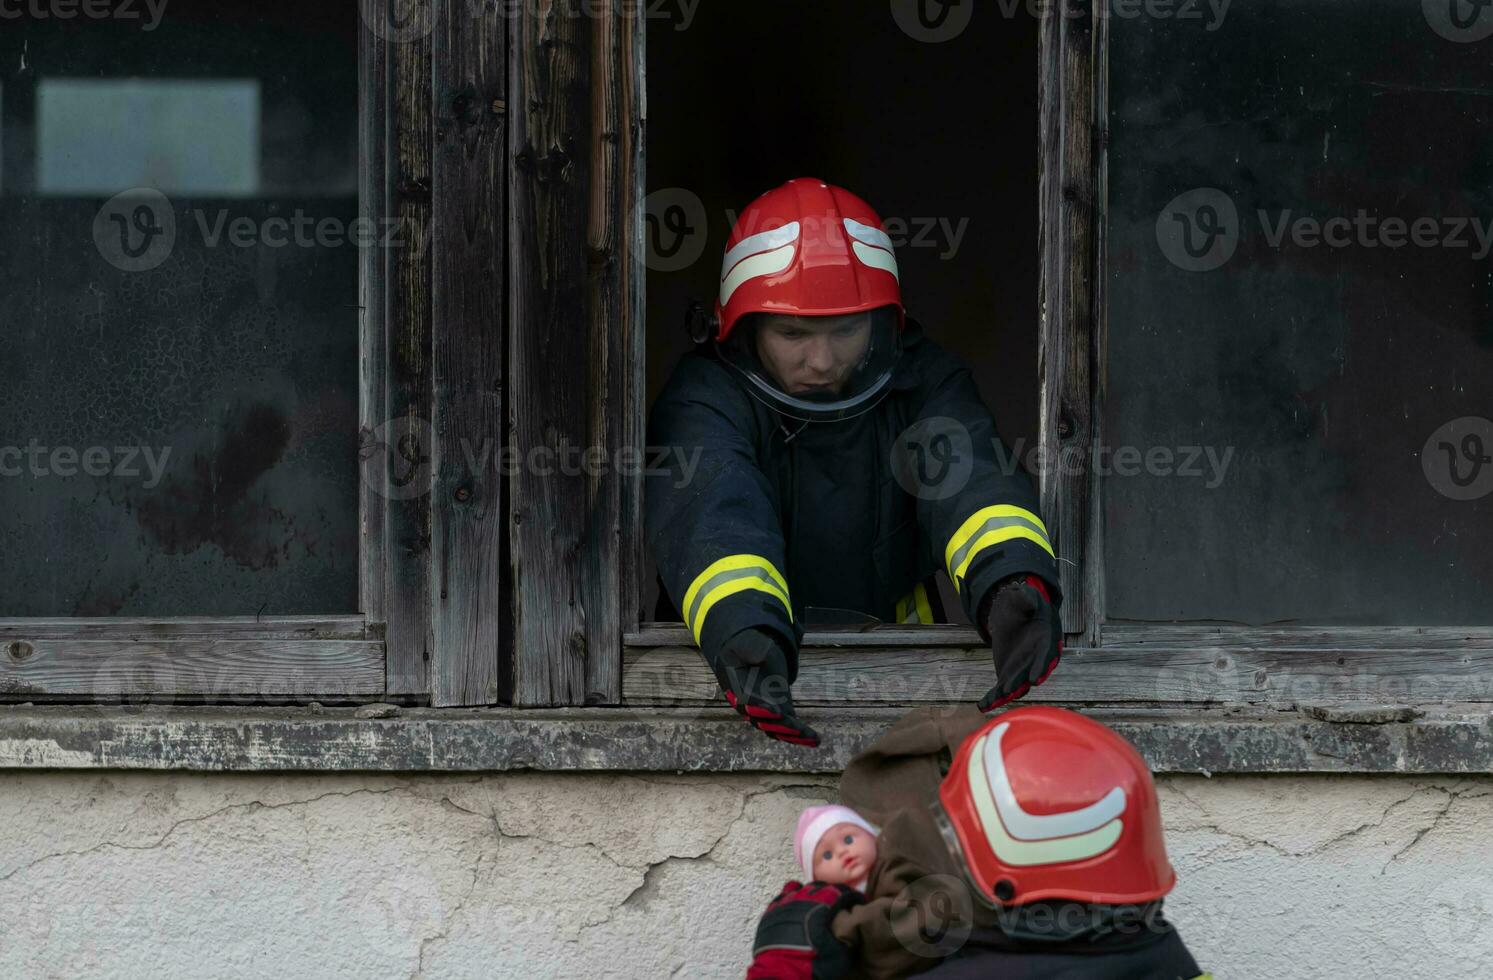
[0, 703, 1489, 774]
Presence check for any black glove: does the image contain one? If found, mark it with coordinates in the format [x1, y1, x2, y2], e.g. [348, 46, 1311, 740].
[708, 628, 820, 747]
[745, 880, 865, 980]
[978, 574, 1063, 713]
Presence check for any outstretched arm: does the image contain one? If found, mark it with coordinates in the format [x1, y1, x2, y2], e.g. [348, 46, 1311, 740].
[647, 355, 817, 745]
[898, 346, 1064, 711]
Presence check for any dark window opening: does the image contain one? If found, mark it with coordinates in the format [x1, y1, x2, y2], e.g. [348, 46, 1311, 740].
[643, 3, 1040, 629]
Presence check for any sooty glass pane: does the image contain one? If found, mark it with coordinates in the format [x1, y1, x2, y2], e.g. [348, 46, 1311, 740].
[1105, 0, 1493, 625]
[0, 3, 359, 616]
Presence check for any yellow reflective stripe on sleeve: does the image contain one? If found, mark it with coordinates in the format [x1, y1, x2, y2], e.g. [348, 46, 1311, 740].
[944, 505, 1054, 593]
[896, 583, 937, 624]
[914, 582, 934, 624]
[682, 554, 793, 646]
[951, 527, 1055, 592]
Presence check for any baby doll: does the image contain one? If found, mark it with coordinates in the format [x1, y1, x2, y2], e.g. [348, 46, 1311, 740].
[744, 804, 882, 979]
[795, 803, 880, 893]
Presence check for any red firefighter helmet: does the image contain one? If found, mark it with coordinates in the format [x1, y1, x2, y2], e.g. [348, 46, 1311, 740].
[932, 706, 1176, 908]
[710, 178, 907, 421]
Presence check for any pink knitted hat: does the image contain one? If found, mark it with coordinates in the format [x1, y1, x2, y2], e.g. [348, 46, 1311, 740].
[794, 804, 879, 881]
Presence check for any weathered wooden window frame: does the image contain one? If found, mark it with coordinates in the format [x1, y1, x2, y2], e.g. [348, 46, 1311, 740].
[0, 0, 654, 711]
[618, 2, 1493, 714]
[0, 5, 409, 707]
[5, 2, 1486, 722]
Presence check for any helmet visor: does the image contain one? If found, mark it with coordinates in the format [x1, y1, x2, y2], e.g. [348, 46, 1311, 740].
[718, 307, 901, 422]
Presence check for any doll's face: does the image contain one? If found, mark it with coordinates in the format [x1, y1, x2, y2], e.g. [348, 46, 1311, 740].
[810, 822, 878, 886]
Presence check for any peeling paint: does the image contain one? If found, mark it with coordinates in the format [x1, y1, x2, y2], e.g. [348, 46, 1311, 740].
[0, 738, 98, 768]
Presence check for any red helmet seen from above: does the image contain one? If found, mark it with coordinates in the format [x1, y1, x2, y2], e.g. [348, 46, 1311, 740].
[933, 706, 1177, 908]
[715, 177, 906, 341]
[712, 178, 907, 422]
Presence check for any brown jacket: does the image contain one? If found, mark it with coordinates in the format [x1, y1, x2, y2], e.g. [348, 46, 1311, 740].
[831, 705, 990, 980]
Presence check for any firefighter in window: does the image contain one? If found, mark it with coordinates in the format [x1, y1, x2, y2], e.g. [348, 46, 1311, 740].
[646, 179, 1063, 747]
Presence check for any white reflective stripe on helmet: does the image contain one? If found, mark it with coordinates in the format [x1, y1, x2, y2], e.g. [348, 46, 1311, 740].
[844, 218, 900, 282]
[720, 221, 802, 280]
[843, 217, 894, 251]
[852, 241, 899, 281]
[969, 724, 1125, 867]
[719, 244, 797, 306]
[983, 722, 1127, 841]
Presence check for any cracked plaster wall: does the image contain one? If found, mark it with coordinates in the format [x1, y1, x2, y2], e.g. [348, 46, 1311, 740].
[0, 771, 1489, 978]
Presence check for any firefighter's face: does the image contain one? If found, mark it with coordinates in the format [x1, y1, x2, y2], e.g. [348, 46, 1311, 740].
[754, 313, 872, 396]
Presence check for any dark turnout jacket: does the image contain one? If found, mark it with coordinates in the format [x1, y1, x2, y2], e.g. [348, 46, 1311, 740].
[645, 320, 1061, 666]
[832, 706, 1210, 980]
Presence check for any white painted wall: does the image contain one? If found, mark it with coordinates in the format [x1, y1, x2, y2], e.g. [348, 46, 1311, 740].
[0, 771, 1488, 978]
